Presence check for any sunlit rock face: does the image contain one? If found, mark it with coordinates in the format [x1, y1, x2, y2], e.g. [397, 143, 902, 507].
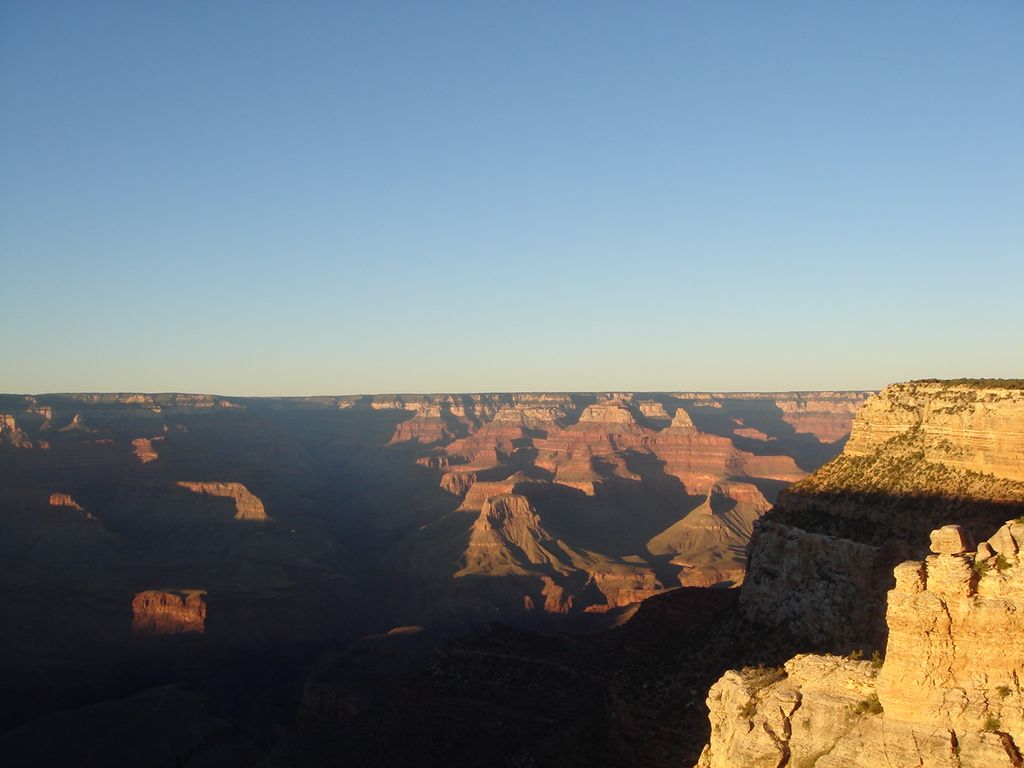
[175, 481, 269, 521]
[844, 381, 1024, 482]
[1, 414, 36, 448]
[132, 589, 207, 635]
[131, 437, 160, 463]
[697, 521, 1024, 768]
[740, 380, 1024, 649]
[48, 492, 84, 511]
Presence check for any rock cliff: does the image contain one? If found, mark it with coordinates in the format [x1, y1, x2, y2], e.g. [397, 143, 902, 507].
[0, 414, 36, 448]
[175, 481, 269, 521]
[697, 520, 1024, 768]
[131, 589, 208, 635]
[741, 380, 1024, 648]
[131, 437, 161, 463]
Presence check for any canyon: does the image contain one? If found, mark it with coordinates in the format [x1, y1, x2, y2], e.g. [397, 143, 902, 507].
[0, 388, 861, 765]
[3, 381, 1022, 767]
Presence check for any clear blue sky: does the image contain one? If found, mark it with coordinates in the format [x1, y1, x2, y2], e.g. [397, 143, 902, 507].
[2, 2, 1021, 395]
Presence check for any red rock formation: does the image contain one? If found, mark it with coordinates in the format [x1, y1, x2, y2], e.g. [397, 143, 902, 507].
[440, 471, 476, 497]
[648, 482, 770, 587]
[534, 401, 651, 494]
[456, 473, 538, 511]
[57, 413, 94, 432]
[416, 454, 450, 469]
[651, 418, 804, 494]
[0, 414, 34, 448]
[48, 492, 85, 511]
[775, 392, 867, 443]
[583, 568, 663, 611]
[132, 589, 207, 635]
[457, 494, 570, 577]
[175, 481, 269, 521]
[389, 404, 453, 445]
[733, 426, 771, 441]
[132, 437, 161, 463]
[539, 576, 573, 614]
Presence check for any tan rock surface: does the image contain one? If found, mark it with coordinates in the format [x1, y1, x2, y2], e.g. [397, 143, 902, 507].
[698, 523, 1024, 768]
[439, 470, 476, 496]
[742, 380, 1024, 647]
[48, 492, 85, 511]
[131, 437, 161, 463]
[131, 589, 207, 635]
[844, 381, 1024, 481]
[0, 414, 34, 448]
[175, 481, 269, 521]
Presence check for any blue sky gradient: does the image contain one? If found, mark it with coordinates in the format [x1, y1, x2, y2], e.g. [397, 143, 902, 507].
[2, 2, 1022, 394]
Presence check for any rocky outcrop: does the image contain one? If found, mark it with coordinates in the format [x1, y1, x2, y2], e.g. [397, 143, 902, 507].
[175, 481, 269, 521]
[131, 589, 207, 635]
[457, 494, 569, 578]
[440, 470, 476, 496]
[131, 437, 160, 463]
[389, 403, 457, 445]
[650, 415, 805, 496]
[697, 521, 1024, 767]
[0, 414, 34, 448]
[742, 380, 1024, 648]
[648, 482, 771, 588]
[740, 522, 885, 648]
[48, 493, 84, 511]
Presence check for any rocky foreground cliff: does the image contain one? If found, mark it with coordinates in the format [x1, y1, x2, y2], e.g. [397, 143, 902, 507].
[697, 380, 1024, 767]
[698, 521, 1024, 767]
[741, 380, 1024, 649]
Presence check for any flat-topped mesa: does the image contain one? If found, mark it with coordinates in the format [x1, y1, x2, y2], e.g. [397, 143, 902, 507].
[455, 473, 536, 512]
[844, 380, 1024, 482]
[637, 400, 672, 427]
[131, 437, 161, 463]
[49, 492, 85, 511]
[491, 402, 569, 426]
[576, 401, 639, 426]
[698, 522, 1024, 768]
[131, 589, 207, 635]
[175, 481, 269, 521]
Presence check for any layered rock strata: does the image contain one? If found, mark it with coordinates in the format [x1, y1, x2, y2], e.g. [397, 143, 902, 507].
[175, 481, 269, 521]
[742, 381, 1024, 648]
[131, 589, 208, 635]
